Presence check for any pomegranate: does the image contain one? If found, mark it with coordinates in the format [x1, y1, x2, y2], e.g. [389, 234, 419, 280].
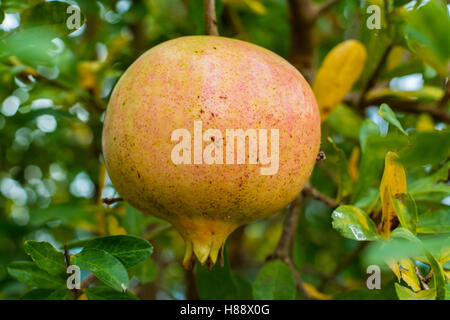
[102, 36, 320, 269]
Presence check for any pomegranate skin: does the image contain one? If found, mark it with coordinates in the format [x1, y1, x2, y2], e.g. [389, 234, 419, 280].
[102, 36, 320, 268]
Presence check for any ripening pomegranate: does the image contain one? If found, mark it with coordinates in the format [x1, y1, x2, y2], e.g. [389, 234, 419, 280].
[102, 36, 320, 269]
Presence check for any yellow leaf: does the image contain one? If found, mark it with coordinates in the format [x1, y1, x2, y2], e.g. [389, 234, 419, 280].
[417, 113, 435, 132]
[244, 0, 266, 15]
[438, 247, 450, 265]
[387, 258, 421, 292]
[348, 146, 360, 182]
[78, 293, 88, 300]
[387, 259, 401, 281]
[107, 216, 127, 236]
[303, 283, 332, 300]
[386, 46, 404, 71]
[77, 61, 101, 90]
[313, 40, 366, 120]
[379, 152, 407, 237]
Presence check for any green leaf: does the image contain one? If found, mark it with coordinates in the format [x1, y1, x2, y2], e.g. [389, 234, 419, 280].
[425, 252, 446, 300]
[23, 241, 67, 276]
[20, 288, 72, 300]
[325, 104, 363, 140]
[391, 193, 418, 234]
[84, 286, 139, 300]
[21, 1, 86, 36]
[417, 209, 450, 234]
[28, 203, 96, 229]
[70, 248, 129, 292]
[83, 235, 153, 268]
[328, 137, 353, 202]
[7, 261, 65, 289]
[252, 260, 296, 300]
[378, 103, 407, 135]
[123, 205, 145, 236]
[331, 205, 379, 241]
[400, 0, 450, 76]
[395, 283, 436, 300]
[399, 131, 450, 167]
[366, 230, 447, 263]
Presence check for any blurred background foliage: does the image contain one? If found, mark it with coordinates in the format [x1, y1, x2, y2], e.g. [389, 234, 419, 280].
[0, 0, 448, 300]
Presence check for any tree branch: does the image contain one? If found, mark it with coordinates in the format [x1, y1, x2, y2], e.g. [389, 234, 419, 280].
[268, 193, 311, 299]
[102, 197, 123, 205]
[361, 96, 450, 124]
[358, 44, 393, 108]
[204, 0, 219, 36]
[303, 185, 340, 208]
[288, 0, 316, 82]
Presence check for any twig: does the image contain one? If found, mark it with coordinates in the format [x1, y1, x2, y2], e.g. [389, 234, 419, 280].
[424, 270, 433, 283]
[360, 96, 450, 124]
[80, 274, 98, 290]
[303, 185, 340, 208]
[414, 266, 430, 290]
[358, 44, 393, 108]
[287, 0, 343, 81]
[318, 241, 369, 291]
[268, 193, 311, 299]
[204, 0, 219, 36]
[102, 197, 123, 205]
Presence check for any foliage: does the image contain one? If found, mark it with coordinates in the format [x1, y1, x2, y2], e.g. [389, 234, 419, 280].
[0, 0, 449, 300]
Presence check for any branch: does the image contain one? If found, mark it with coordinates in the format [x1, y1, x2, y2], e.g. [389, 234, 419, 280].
[303, 185, 340, 208]
[80, 273, 98, 290]
[358, 44, 393, 108]
[287, 0, 316, 82]
[361, 96, 450, 124]
[268, 193, 311, 299]
[414, 266, 430, 290]
[102, 197, 123, 205]
[204, 0, 219, 36]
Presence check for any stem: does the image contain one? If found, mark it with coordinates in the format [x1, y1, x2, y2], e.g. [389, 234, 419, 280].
[269, 193, 311, 299]
[204, 0, 219, 36]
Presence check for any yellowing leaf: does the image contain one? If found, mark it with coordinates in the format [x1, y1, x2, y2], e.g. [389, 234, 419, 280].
[313, 40, 366, 120]
[78, 293, 88, 300]
[78, 61, 101, 90]
[379, 152, 407, 237]
[107, 216, 127, 236]
[388, 258, 421, 292]
[386, 46, 404, 71]
[244, 0, 266, 15]
[438, 247, 450, 265]
[417, 114, 435, 132]
[303, 283, 332, 300]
